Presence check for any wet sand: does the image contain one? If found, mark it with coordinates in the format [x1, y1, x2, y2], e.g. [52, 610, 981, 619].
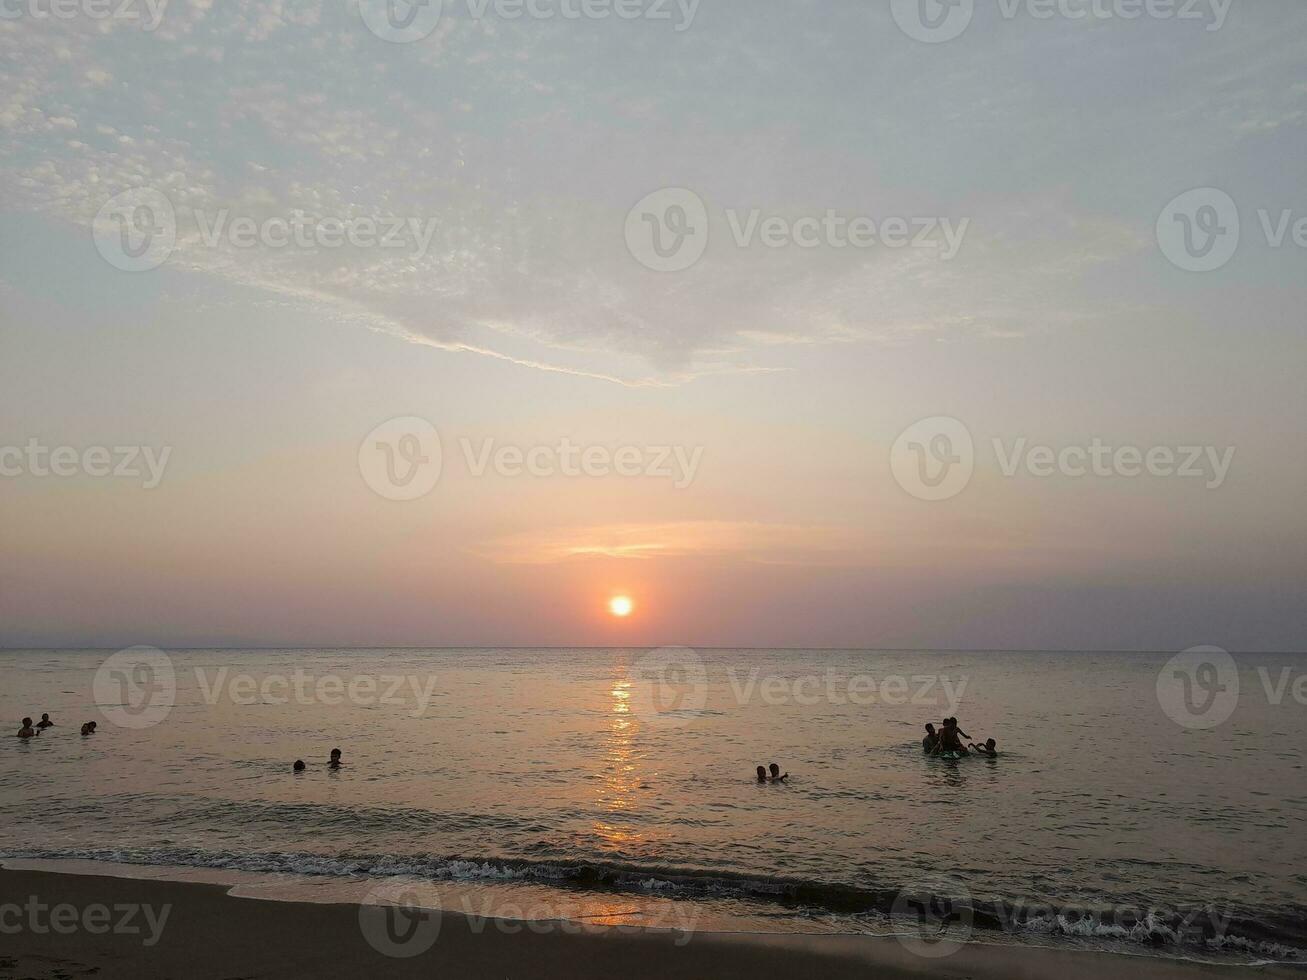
[1, 868, 1300, 979]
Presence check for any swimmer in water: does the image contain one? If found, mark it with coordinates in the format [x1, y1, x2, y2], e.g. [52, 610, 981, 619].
[36, 714, 54, 730]
[17, 718, 38, 738]
[328, 748, 343, 769]
[969, 738, 998, 758]
[293, 760, 306, 772]
[934, 719, 968, 755]
[922, 723, 939, 752]
[768, 762, 788, 783]
[756, 765, 768, 783]
[80, 721, 97, 736]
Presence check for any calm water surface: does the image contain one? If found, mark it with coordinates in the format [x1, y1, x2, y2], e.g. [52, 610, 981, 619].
[2, 649, 1304, 963]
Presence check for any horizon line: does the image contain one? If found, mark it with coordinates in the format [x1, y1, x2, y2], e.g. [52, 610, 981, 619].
[2, 645, 1304, 655]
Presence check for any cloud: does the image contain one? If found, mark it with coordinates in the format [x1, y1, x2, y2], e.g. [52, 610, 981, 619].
[1, 1, 1300, 384]
[471, 520, 862, 565]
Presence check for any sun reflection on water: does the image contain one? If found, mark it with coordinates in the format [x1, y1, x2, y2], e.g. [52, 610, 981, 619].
[593, 677, 643, 848]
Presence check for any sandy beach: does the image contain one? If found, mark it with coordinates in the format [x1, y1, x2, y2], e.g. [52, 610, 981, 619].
[0, 868, 1298, 980]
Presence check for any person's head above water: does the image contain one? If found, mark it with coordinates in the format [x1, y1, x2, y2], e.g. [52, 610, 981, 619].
[769, 763, 781, 776]
[293, 760, 306, 772]
[756, 766, 767, 782]
[985, 738, 996, 749]
[40, 714, 50, 721]
[330, 748, 341, 759]
[925, 723, 936, 733]
[21, 717, 32, 727]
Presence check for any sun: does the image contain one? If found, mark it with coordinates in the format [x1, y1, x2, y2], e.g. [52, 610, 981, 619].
[608, 595, 634, 618]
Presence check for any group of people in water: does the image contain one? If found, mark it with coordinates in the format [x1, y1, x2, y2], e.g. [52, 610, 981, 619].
[15, 714, 99, 738]
[747, 719, 997, 783]
[923, 717, 997, 757]
[17, 714, 341, 770]
[23, 709, 994, 774]
[755, 762, 789, 783]
[293, 748, 343, 772]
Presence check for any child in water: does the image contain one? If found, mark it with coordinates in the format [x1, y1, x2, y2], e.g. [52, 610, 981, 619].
[768, 763, 788, 783]
[80, 721, 97, 736]
[756, 765, 768, 783]
[328, 748, 343, 769]
[36, 714, 54, 730]
[969, 738, 998, 758]
[922, 723, 938, 751]
[17, 718, 39, 738]
[293, 760, 306, 772]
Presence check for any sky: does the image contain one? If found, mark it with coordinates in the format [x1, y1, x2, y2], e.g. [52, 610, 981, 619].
[1, 0, 1305, 650]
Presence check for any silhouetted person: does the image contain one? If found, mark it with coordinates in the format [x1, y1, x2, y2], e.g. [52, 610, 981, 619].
[935, 719, 968, 755]
[756, 765, 767, 783]
[328, 748, 343, 769]
[35, 714, 53, 730]
[768, 762, 788, 782]
[922, 723, 938, 751]
[293, 760, 306, 772]
[969, 738, 998, 758]
[81, 721, 97, 736]
[17, 718, 38, 738]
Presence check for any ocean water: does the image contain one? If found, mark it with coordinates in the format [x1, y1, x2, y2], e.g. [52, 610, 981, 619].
[2, 648, 1304, 964]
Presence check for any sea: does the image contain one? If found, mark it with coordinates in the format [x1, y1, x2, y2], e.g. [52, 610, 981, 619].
[2, 648, 1304, 966]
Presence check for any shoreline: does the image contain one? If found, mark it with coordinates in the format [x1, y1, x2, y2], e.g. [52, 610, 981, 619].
[1, 867, 1302, 979]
